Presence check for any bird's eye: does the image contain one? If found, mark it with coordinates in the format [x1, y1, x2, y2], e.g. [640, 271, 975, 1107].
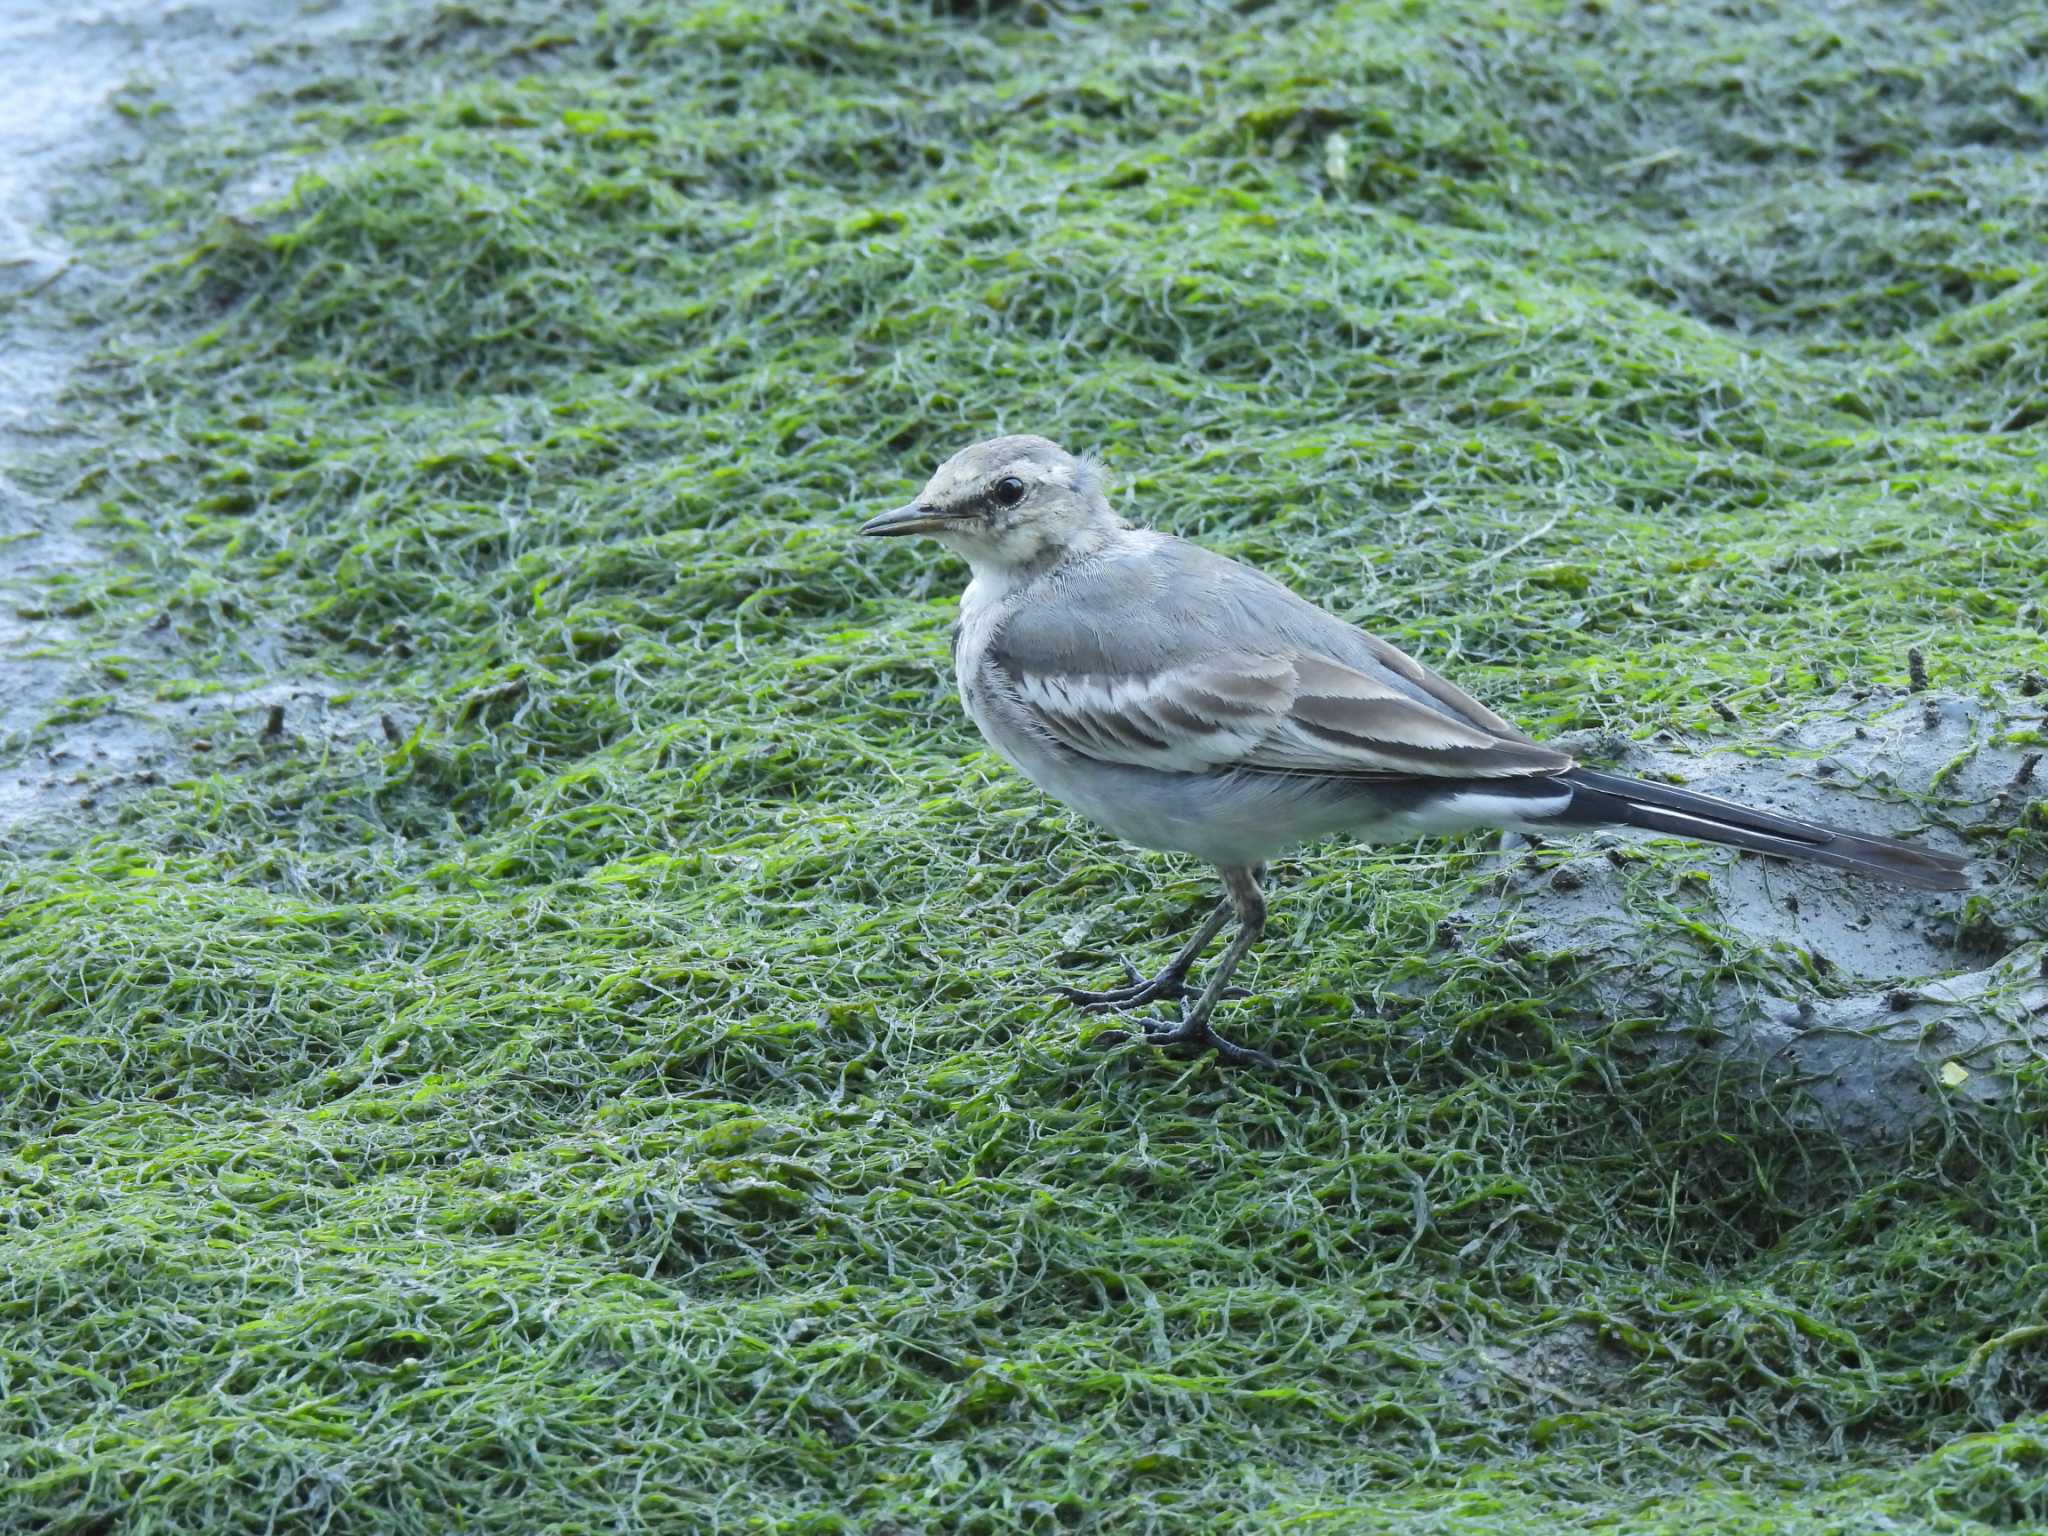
[990, 476, 1026, 508]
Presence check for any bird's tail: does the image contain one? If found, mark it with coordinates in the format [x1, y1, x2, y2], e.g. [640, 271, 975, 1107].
[1548, 766, 1969, 891]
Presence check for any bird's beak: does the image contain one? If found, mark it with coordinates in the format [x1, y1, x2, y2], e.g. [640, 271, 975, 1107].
[859, 501, 955, 538]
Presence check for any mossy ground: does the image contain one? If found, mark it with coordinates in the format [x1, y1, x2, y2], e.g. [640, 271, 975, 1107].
[4, 2, 2048, 1531]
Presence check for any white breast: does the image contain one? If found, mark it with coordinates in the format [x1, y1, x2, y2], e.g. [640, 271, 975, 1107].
[952, 568, 1026, 747]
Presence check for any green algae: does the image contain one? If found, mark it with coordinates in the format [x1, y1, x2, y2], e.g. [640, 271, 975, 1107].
[3, 2, 2047, 1531]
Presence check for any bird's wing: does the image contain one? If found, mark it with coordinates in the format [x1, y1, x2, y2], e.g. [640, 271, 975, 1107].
[986, 535, 1571, 780]
[997, 647, 1568, 777]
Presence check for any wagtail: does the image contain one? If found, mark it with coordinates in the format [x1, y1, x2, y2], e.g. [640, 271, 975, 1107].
[862, 436, 1968, 1068]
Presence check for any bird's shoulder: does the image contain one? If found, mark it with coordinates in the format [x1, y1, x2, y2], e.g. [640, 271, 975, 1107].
[990, 530, 1276, 672]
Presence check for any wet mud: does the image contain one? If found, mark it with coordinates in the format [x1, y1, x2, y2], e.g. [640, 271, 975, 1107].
[1473, 687, 2046, 1142]
[0, 0, 390, 841]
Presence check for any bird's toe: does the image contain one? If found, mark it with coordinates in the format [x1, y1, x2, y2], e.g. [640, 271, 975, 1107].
[1050, 960, 1191, 1011]
[1134, 1013, 1282, 1071]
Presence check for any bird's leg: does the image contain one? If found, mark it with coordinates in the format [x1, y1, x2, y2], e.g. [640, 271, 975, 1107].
[1138, 864, 1279, 1069]
[1053, 897, 1233, 1010]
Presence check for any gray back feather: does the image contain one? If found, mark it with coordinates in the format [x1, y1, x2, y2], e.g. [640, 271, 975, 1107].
[994, 533, 1534, 746]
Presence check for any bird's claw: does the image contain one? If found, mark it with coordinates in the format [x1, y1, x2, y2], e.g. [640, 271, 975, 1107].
[1053, 954, 1264, 1012]
[1091, 1008, 1282, 1071]
[1051, 957, 1194, 1011]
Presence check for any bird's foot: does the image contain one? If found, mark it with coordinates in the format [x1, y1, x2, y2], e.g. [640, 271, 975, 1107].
[1093, 1007, 1281, 1071]
[1052, 956, 1194, 1011]
[1140, 1012, 1281, 1071]
[1054, 958, 1253, 1014]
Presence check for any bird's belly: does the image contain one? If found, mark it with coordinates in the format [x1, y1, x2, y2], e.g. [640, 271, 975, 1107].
[959, 680, 1194, 849]
[1016, 753, 1232, 856]
[962, 687, 1382, 862]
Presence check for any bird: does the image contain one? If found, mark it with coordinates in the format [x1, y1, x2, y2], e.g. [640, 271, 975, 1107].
[860, 435, 1970, 1068]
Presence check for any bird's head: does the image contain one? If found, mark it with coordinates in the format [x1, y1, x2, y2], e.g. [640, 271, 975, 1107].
[860, 435, 1120, 577]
